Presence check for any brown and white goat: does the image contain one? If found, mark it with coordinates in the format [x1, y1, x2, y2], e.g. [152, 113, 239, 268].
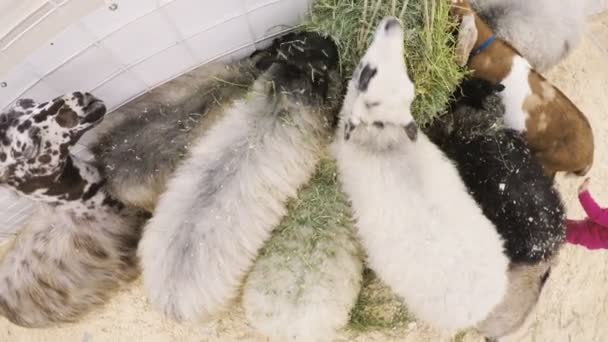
[450, 0, 594, 178]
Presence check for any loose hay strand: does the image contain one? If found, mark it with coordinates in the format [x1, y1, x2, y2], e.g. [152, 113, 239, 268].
[303, 0, 466, 126]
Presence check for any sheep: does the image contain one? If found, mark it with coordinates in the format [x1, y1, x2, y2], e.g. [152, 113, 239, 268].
[332, 17, 509, 332]
[242, 159, 363, 342]
[451, 0, 594, 178]
[137, 32, 344, 323]
[0, 93, 147, 327]
[469, 0, 585, 72]
[427, 77, 565, 340]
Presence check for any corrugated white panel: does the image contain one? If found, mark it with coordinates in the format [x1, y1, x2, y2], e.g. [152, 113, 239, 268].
[0, 0, 313, 240]
[0, 1, 102, 76]
[0, 1, 59, 50]
[25, 23, 97, 76]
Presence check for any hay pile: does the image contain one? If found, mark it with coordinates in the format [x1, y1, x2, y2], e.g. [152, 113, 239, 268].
[303, 0, 465, 125]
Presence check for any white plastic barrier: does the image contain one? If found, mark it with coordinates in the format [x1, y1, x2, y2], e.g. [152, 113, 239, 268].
[0, 0, 311, 237]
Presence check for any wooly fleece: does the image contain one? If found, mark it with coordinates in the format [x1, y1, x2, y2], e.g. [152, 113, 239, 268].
[428, 77, 566, 264]
[427, 77, 564, 340]
[470, 0, 585, 72]
[242, 159, 363, 342]
[0, 205, 144, 327]
[138, 32, 343, 322]
[333, 17, 509, 331]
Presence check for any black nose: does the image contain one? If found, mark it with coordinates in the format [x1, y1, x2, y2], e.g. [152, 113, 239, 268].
[385, 18, 401, 32]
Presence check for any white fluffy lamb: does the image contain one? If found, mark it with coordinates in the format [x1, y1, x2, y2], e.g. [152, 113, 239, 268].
[333, 17, 510, 331]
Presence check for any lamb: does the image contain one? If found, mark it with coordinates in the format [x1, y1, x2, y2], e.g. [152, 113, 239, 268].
[0, 93, 146, 327]
[469, 0, 585, 72]
[428, 77, 565, 340]
[332, 17, 509, 332]
[242, 159, 363, 342]
[451, 0, 594, 178]
[137, 32, 344, 323]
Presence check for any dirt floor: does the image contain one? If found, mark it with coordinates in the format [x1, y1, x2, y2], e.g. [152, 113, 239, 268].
[1, 11, 608, 342]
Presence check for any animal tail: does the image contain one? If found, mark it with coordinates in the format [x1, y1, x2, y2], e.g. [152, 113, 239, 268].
[242, 160, 363, 342]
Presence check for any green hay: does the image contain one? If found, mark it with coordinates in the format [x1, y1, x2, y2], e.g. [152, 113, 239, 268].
[245, 158, 363, 320]
[258, 158, 357, 261]
[302, 0, 466, 126]
[349, 269, 413, 332]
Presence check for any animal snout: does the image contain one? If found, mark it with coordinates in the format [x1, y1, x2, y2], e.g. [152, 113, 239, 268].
[379, 17, 403, 40]
[372, 17, 405, 56]
[572, 163, 593, 177]
[384, 17, 401, 33]
[79, 93, 106, 124]
[71, 92, 100, 107]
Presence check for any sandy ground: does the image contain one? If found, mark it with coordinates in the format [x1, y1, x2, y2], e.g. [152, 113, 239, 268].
[1, 11, 608, 342]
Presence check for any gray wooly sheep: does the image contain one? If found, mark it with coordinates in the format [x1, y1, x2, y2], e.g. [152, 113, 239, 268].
[136, 32, 349, 326]
[470, 0, 585, 72]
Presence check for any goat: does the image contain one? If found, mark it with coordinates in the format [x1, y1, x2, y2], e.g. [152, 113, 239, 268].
[451, 0, 594, 178]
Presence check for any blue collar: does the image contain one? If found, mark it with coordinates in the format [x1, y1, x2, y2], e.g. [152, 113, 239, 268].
[471, 35, 495, 57]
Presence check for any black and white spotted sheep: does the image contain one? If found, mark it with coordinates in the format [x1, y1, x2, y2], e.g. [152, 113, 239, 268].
[0, 93, 147, 328]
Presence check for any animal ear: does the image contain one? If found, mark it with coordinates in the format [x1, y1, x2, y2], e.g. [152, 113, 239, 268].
[455, 14, 478, 67]
[404, 122, 418, 141]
